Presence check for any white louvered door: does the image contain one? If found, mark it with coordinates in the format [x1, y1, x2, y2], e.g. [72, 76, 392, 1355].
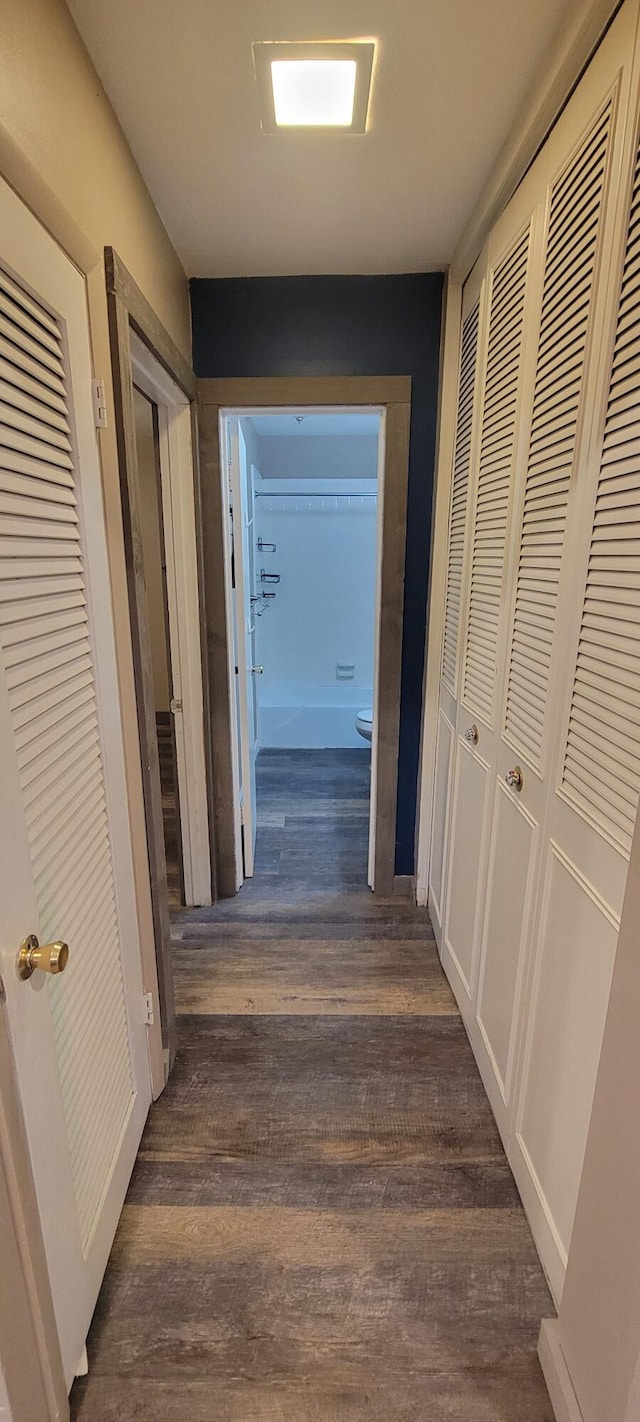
[474, 72, 619, 1150]
[430, 0, 640, 1303]
[428, 271, 483, 943]
[512, 75, 640, 1301]
[443, 214, 535, 1014]
[0, 179, 151, 1386]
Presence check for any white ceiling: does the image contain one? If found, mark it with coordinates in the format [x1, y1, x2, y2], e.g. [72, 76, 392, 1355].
[248, 413, 380, 438]
[66, 0, 581, 277]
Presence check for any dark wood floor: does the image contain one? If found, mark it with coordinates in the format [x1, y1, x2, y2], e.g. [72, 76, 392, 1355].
[71, 749, 554, 1420]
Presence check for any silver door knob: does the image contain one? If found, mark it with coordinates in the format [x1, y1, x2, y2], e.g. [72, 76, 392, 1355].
[464, 724, 479, 745]
[251, 666, 264, 675]
[505, 765, 523, 792]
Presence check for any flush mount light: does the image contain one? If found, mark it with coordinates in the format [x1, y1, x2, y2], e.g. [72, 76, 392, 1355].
[252, 41, 375, 134]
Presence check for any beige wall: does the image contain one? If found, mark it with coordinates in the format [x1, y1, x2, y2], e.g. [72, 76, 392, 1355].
[134, 389, 171, 713]
[551, 800, 640, 1422]
[0, 0, 190, 358]
[0, 0, 193, 1095]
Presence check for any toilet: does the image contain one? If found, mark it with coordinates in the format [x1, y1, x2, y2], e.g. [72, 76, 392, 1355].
[355, 708, 373, 743]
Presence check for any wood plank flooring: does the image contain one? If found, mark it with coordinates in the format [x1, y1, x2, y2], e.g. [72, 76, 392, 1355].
[71, 749, 554, 1420]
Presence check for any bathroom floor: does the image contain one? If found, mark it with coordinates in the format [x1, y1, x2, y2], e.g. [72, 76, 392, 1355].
[252, 747, 372, 886]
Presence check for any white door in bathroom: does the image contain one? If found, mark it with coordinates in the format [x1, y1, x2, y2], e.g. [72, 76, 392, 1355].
[227, 417, 258, 875]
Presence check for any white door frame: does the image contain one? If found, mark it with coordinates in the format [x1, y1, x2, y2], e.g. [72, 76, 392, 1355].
[219, 404, 385, 892]
[227, 417, 258, 877]
[130, 332, 212, 907]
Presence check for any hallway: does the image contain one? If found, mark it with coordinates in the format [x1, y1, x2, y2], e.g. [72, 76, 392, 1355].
[70, 750, 553, 1420]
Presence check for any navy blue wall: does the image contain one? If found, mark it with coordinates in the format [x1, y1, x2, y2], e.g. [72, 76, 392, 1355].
[190, 273, 444, 874]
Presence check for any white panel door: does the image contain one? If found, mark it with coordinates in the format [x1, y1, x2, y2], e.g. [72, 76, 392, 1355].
[476, 74, 619, 1136]
[515, 77, 640, 1300]
[434, 270, 484, 978]
[431, 0, 640, 1302]
[0, 177, 151, 1386]
[228, 419, 257, 875]
[442, 213, 535, 1017]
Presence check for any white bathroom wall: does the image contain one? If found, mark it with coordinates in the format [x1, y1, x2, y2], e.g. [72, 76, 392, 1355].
[254, 478, 378, 747]
[256, 434, 379, 480]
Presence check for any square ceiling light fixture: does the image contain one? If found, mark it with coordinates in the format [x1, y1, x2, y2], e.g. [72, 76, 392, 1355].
[253, 41, 375, 133]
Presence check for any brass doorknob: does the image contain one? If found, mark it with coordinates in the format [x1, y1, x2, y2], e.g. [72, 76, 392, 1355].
[17, 935, 69, 981]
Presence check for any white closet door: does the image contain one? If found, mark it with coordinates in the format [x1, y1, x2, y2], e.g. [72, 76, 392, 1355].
[429, 278, 483, 942]
[443, 219, 533, 1006]
[431, 0, 639, 1304]
[475, 80, 617, 1134]
[0, 177, 150, 1386]
[503, 98, 615, 769]
[441, 294, 481, 698]
[514, 91, 640, 1301]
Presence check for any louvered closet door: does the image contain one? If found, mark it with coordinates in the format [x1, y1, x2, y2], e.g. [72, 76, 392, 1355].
[429, 274, 482, 943]
[0, 177, 151, 1387]
[430, 0, 639, 1305]
[473, 87, 616, 1140]
[442, 220, 533, 1007]
[514, 70, 640, 1303]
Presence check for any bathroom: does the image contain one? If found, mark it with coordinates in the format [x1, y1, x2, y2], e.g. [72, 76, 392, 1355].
[232, 409, 382, 881]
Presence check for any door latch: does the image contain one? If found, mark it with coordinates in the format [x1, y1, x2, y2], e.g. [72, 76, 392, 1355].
[505, 765, 524, 792]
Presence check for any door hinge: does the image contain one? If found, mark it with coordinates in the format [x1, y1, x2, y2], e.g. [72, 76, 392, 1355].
[92, 377, 108, 429]
[143, 991, 155, 1026]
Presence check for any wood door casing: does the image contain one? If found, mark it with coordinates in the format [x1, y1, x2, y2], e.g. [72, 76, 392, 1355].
[197, 378, 411, 899]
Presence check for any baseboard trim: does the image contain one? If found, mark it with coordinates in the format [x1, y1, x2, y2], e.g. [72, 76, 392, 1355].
[538, 1321, 584, 1422]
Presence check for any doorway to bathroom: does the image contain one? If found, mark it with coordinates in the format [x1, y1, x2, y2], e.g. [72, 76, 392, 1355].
[221, 406, 383, 890]
[198, 375, 411, 898]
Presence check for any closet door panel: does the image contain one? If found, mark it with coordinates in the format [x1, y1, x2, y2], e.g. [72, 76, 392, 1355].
[476, 82, 619, 1156]
[434, 273, 485, 951]
[461, 224, 531, 730]
[516, 65, 640, 1302]
[515, 845, 619, 1288]
[476, 781, 537, 1100]
[503, 95, 615, 772]
[441, 300, 481, 699]
[431, 0, 640, 1308]
[440, 226, 533, 1000]
[443, 737, 490, 995]
[429, 708, 454, 932]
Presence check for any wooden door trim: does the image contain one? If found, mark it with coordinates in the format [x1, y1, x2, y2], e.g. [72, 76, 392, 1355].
[198, 375, 411, 407]
[198, 375, 412, 898]
[105, 249, 196, 401]
[375, 399, 412, 895]
[105, 249, 210, 1077]
[106, 284, 177, 1074]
